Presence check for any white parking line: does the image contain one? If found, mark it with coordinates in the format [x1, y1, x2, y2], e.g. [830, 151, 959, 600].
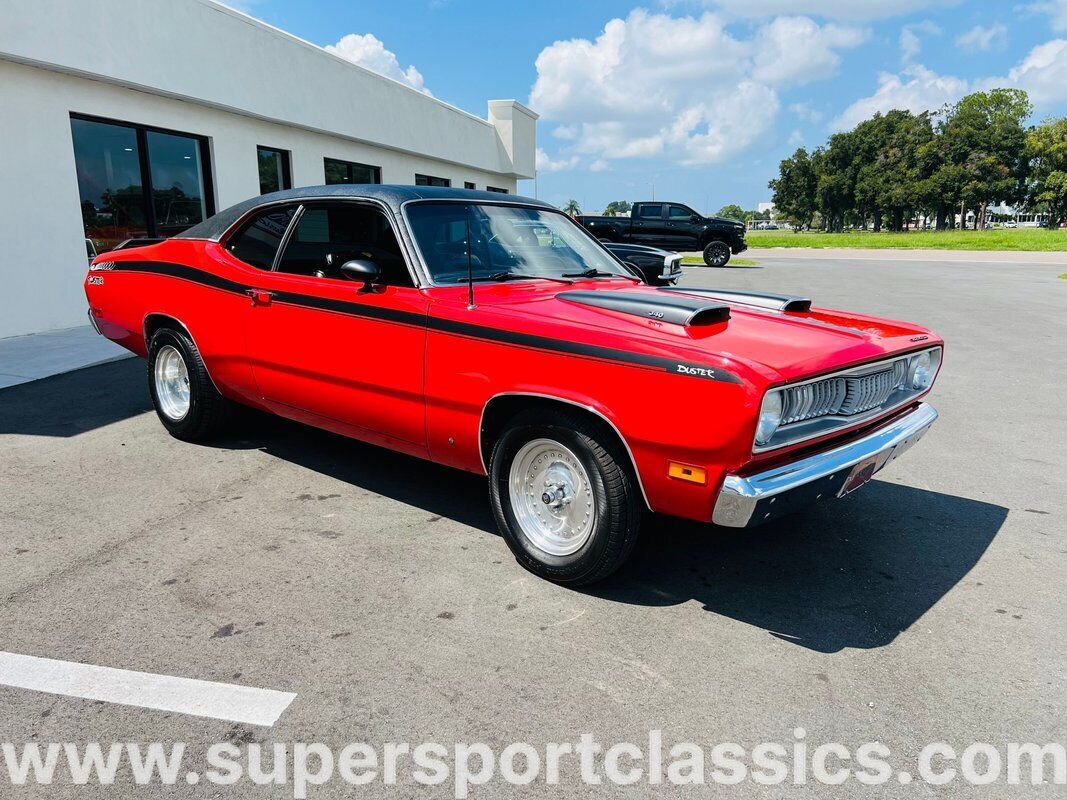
[0, 652, 296, 726]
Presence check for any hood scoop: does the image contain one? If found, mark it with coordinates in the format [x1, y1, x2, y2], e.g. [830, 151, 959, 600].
[660, 287, 811, 313]
[558, 290, 730, 327]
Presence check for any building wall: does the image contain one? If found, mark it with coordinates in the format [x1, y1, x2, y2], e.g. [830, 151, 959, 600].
[0, 0, 536, 339]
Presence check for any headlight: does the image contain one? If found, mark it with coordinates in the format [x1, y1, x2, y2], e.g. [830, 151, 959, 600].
[907, 349, 941, 391]
[755, 390, 784, 446]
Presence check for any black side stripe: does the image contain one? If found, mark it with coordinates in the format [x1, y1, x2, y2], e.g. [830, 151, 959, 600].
[112, 260, 742, 383]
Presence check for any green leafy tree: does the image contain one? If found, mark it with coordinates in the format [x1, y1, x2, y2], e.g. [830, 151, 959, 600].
[602, 200, 632, 217]
[768, 148, 817, 230]
[1027, 117, 1067, 228]
[563, 199, 581, 217]
[716, 204, 745, 220]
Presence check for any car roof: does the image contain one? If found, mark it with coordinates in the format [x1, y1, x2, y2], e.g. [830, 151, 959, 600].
[175, 184, 556, 241]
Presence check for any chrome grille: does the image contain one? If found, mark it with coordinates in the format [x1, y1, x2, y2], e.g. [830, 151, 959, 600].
[781, 359, 907, 425]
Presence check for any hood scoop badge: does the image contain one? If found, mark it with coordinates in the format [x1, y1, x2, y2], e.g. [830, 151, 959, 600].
[558, 290, 730, 327]
[660, 287, 812, 313]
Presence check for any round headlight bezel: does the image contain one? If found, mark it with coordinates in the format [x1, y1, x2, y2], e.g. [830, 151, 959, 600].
[907, 349, 940, 391]
[754, 390, 784, 446]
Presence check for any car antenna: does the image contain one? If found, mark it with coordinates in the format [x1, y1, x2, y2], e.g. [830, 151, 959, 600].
[465, 204, 476, 309]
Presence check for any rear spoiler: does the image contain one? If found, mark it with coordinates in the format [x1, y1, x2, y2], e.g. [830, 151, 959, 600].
[113, 237, 166, 251]
[660, 287, 811, 313]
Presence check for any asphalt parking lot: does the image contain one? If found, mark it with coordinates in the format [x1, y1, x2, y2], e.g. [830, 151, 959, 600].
[1, 253, 1065, 797]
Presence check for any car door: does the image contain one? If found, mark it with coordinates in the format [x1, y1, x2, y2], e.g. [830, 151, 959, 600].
[630, 203, 666, 245]
[666, 204, 700, 250]
[241, 200, 428, 452]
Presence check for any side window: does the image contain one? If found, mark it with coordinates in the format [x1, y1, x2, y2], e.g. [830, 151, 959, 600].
[276, 203, 413, 287]
[638, 204, 663, 218]
[669, 205, 692, 218]
[226, 205, 297, 269]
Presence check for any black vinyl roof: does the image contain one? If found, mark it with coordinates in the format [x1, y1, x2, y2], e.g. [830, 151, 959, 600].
[176, 184, 553, 241]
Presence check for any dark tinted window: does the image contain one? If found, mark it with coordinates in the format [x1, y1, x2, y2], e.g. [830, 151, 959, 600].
[415, 174, 451, 187]
[276, 203, 411, 286]
[146, 130, 209, 236]
[669, 205, 692, 218]
[464, 181, 476, 190]
[258, 147, 291, 194]
[227, 206, 297, 269]
[324, 158, 381, 185]
[485, 186, 508, 194]
[638, 204, 663, 218]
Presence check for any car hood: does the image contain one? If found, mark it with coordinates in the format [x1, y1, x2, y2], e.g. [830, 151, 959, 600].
[429, 281, 940, 386]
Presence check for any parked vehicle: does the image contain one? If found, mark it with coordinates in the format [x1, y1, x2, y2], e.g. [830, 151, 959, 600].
[600, 241, 683, 285]
[85, 186, 942, 585]
[577, 202, 747, 267]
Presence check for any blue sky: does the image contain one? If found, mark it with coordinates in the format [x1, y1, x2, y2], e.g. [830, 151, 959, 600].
[232, 0, 1067, 213]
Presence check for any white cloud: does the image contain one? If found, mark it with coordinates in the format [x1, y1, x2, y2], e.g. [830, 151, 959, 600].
[788, 129, 806, 147]
[707, 0, 961, 21]
[789, 102, 824, 123]
[529, 10, 858, 166]
[831, 65, 968, 130]
[589, 159, 609, 172]
[325, 33, 431, 95]
[535, 148, 580, 173]
[1024, 1, 1067, 31]
[899, 21, 941, 63]
[753, 17, 868, 85]
[987, 38, 1067, 106]
[955, 23, 1007, 53]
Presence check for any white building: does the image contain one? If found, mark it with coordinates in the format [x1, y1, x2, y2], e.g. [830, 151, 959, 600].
[0, 0, 537, 339]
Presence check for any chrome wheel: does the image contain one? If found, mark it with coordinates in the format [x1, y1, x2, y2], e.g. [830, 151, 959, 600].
[508, 438, 597, 557]
[154, 344, 190, 421]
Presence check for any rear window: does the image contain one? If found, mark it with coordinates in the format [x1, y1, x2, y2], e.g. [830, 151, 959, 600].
[227, 206, 297, 269]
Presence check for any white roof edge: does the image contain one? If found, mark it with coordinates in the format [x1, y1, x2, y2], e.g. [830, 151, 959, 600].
[201, 0, 494, 129]
[488, 99, 540, 120]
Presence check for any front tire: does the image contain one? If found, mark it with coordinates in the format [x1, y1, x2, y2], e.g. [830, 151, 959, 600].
[702, 240, 731, 267]
[147, 327, 232, 441]
[489, 409, 643, 585]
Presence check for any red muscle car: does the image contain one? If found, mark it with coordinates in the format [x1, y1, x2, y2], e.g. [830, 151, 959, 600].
[85, 186, 942, 585]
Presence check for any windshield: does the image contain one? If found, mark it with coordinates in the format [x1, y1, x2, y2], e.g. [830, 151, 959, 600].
[405, 202, 629, 283]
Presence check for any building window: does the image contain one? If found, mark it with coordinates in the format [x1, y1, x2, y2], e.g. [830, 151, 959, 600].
[257, 146, 291, 194]
[70, 114, 213, 254]
[486, 186, 509, 194]
[415, 174, 451, 187]
[324, 158, 381, 185]
[464, 181, 476, 190]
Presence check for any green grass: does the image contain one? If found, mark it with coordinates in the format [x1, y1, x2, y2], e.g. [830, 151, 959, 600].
[681, 256, 758, 266]
[1060, 273, 1067, 279]
[744, 228, 1067, 251]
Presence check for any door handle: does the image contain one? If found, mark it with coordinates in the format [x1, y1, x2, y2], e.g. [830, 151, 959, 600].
[246, 289, 273, 306]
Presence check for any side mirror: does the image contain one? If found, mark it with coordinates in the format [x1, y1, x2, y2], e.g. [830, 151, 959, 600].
[690, 214, 701, 223]
[341, 259, 380, 289]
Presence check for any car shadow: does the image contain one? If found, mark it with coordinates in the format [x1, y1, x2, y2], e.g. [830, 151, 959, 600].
[2, 360, 1005, 654]
[0, 358, 151, 437]
[586, 481, 1006, 653]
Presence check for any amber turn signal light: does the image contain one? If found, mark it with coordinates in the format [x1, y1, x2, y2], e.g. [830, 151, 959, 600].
[668, 461, 707, 484]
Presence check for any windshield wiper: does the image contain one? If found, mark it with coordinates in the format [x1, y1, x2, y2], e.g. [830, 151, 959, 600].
[474, 271, 573, 284]
[561, 268, 640, 282]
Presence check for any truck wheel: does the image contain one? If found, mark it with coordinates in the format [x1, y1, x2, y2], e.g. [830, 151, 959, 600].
[702, 241, 731, 267]
[489, 409, 643, 585]
[147, 327, 232, 442]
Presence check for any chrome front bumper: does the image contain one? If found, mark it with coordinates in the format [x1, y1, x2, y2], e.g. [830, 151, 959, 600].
[712, 402, 938, 528]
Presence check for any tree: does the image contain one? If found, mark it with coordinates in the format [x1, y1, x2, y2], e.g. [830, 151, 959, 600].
[1027, 118, 1067, 228]
[716, 204, 745, 220]
[768, 148, 817, 230]
[602, 200, 631, 217]
[563, 199, 581, 217]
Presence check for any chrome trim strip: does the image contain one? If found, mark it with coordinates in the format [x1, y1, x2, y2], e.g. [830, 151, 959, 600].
[753, 346, 942, 453]
[477, 391, 652, 511]
[713, 402, 938, 527]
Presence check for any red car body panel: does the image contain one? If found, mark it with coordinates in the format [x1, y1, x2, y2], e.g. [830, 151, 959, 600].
[86, 232, 942, 524]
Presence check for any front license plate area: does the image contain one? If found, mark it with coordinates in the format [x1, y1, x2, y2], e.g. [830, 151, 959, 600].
[837, 455, 879, 497]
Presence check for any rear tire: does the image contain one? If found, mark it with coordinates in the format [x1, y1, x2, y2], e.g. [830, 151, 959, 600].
[702, 240, 731, 267]
[489, 409, 643, 585]
[147, 327, 232, 442]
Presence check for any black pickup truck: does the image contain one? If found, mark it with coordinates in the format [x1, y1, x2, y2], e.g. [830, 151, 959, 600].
[576, 202, 747, 267]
